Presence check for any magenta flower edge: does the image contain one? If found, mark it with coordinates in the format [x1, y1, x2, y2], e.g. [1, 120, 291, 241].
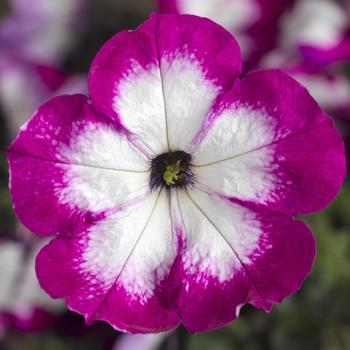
[7, 14, 346, 334]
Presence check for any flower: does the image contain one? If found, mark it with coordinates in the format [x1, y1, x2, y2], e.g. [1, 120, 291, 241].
[0, 0, 85, 65]
[7, 14, 345, 333]
[157, 0, 294, 69]
[0, 239, 64, 334]
[259, 0, 350, 158]
[287, 67, 350, 163]
[287, 68, 350, 115]
[0, 0, 87, 137]
[262, 0, 350, 70]
[0, 61, 87, 137]
[112, 333, 167, 350]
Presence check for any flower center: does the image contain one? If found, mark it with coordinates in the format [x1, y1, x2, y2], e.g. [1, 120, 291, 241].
[150, 151, 194, 190]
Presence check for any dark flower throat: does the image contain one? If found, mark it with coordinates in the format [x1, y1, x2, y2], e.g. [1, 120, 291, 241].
[150, 151, 194, 190]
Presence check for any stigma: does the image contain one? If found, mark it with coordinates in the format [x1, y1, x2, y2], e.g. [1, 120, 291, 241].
[150, 151, 194, 190]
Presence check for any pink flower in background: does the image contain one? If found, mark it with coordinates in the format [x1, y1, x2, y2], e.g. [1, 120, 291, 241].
[158, 0, 295, 69]
[112, 333, 167, 350]
[286, 68, 350, 116]
[263, 0, 350, 70]
[0, 61, 86, 136]
[7, 14, 345, 334]
[288, 67, 350, 161]
[0, 239, 64, 334]
[0, 0, 85, 65]
[294, 70, 350, 163]
[0, 0, 87, 136]
[260, 0, 350, 153]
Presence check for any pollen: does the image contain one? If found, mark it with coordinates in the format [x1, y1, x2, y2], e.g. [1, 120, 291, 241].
[150, 151, 194, 190]
[163, 160, 186, 185]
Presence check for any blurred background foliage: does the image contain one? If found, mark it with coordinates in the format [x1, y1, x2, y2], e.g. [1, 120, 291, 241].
[0, 0, 350, 349]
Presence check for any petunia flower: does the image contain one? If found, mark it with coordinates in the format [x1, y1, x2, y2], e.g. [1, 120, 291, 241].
[0, 60, 86, 137]
[262, 0, 350, 70]
[0, 239, 64, 334]
[112, 333, 167, 350]
[0, 0, 85, 65]
[288, 67, 350, 162]
[157, 0, 294, 69]
[287, 68, 350, 115]
[0, 0, 87, 137]
[259, 0, 350, 157]
[7, 14, 346, 333]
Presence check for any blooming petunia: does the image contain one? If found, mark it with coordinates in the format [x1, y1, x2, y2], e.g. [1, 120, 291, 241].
[0, 239, 64, 334]
[0, 0, 85, 65]
[287, 67, 350, 162]
[259, 0, 350, 158]
[157, 0, 295, 69]
[262, 0, 350, 70]
[7, 14, 346, 333]
[287, 68, 350, 114]
[112, 333, 167, 350]
[0, 0, 87, 137]
[0, 61, 86, 137]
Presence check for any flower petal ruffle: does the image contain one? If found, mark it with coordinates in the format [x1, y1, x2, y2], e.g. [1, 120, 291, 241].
[191, 70, 345, 215]
[7, 94, 149, 236]
[175, 188, 315, 333]
[89, 13, 242, 154]
[36, 190, 181, 333]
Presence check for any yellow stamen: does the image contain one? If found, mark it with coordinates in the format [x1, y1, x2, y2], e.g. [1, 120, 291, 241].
[163, 162, 183, 186]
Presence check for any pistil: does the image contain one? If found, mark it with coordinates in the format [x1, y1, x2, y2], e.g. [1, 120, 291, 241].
[150, 151, 194, 190]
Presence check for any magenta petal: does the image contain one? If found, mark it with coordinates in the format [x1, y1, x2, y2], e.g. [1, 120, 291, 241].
[7, 95, 98, 236]
[7, 307, 56, 332]
[88, 13, 242, 154]
[36, 191, 182, 334]
[7, 94, 148, 236]
[157, 0, 293, 69]
[8, 94, 94, 163]
[237, 70, 329, 136]
[192, 70, 346, 216]
[37, 236, 180, 334]
[268, 121, 345, 215]
[176, 191, 315, 333]
[299, 38, 350, 69]
[8, 154, 87, 236]
[234, 70, 346, 214]
[89, 13, 242, 110]
[246, 215, 315, 310]
[157, 0, 178, 13]
[153, 13, 242, 85]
